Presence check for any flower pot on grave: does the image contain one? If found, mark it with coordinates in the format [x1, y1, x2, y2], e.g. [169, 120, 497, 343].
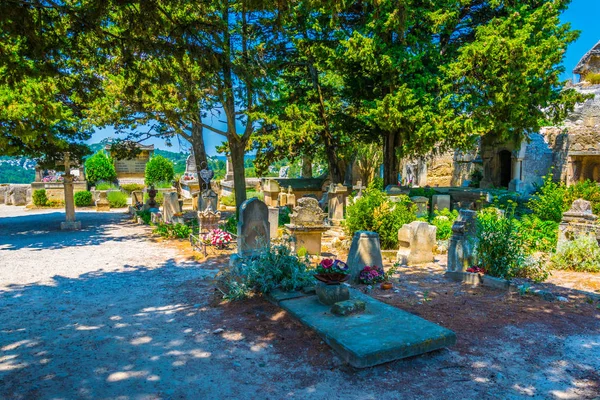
[315, 281, 349, 306]
[380, 282, 393, 290]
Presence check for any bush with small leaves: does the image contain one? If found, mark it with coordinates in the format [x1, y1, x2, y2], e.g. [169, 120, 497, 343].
[32, 189, 48, 206]
[107, 191, 128, 208]
[74, 191, 93, 207]
[85, 152, 117, 185]
[145, 155, 174, 186]
[551, 234, 600, 273]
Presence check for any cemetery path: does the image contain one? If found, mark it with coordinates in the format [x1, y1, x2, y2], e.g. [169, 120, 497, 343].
[1, 206, 600, 399]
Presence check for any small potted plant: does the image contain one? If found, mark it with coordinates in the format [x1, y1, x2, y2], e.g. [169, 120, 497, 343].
[380, 264, 398, 290]
[314, 259, 350, 305]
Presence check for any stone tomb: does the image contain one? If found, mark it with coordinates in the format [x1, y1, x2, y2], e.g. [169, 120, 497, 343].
[285, 197, 329, 255]
[445, 210, 478, 281]
[346, 231, 384, 283]
[397, 221, 437, 265]
[162, 192, 181, 223]
[275, 288, 456, 368]
[237, 198, 270, 257]
[558, 199, 599, 245]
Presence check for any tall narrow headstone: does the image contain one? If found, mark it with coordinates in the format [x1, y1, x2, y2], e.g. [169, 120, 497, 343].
[346, 231, 384, 283]
[268, 207, 279, 239]
[237, 198, 270, 257]
[446, 210, 478, 277]
[328, 183, 348, 224]
[397, 221, 436, 265]
[162, 192, 181, 223]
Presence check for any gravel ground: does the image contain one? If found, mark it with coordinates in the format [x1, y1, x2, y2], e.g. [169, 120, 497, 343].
[1, 205, 599, 400]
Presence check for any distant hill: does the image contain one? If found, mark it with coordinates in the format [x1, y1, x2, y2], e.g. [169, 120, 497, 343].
[0, 157, 36, 184]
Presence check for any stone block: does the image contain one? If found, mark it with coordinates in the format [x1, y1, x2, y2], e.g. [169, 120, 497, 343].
[431, 194, 451, 212]
[397, 221, 436, 265]
[481, 275, 511, 290]
[447, 210, 478, 273]
[95, 191, 110, 212]
[279, 289, 456, 368]
[444, 271, 481, 286]
[331, 300, 366, 316]
[346, 231, 384, 283]
[315, 283, 350, 306]
[162, 191, 181, 223]
[60, 221, 81, 231]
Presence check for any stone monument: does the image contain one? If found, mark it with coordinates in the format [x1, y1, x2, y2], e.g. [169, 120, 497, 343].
[198, 205, 221, 233]
[328, 183, 348, 225]
[237, 198, 270, 257]
[558, 199, 599, 245]
[396, 221, 437, 265]
[268, 207, 279, 239]
[446, 210, 478, 280]
[285, 197, 329, 255]
[96, 191, 110, 212]
[262, 179, 280, 207]
[277, 188, 288, 208]
[346, 231, 384, 283]
[162, 192, 181, 223]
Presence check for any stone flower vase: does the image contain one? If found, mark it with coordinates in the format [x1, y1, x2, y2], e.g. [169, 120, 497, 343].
[315, 282, 349, 306]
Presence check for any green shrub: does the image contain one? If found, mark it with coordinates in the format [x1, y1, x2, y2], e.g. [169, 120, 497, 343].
[107, 191, 128, 208]
[32, 189, 48, 206]
[143, 191, 164, 206]
[154, 181, 173, 189]
[344, 188, 416, 250]
[428, 209, 459, 240]
[551, 234, 600, 273]
[476, 207, 526, 279]
[85, 151, 117, 185]
[511, 255, 550, 283]
[46, 199, 63, 207]
[152, 222, 192, 239]
[120, 183, 145, 193]
[216, 243, 314, 301]
[585, 71, 600, 84]
[95, 181, 119, 190]
[518, 214, 558, 253]
[278, 206, 291, 226]
[74, 191, 93, 207]
[408, 187, 436, 201]
[220, 215, 238, 234]
[527, 174, 567, 223]
[136, 210, 151, 224]
[145, 155, 174, 185]
[221, 193, 236, 207]
[370, 177, 384, 191]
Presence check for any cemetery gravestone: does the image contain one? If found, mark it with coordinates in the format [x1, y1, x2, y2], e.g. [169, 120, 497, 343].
[277, 188, 288, 208]
[431, 194, 451, 212]
[285, 197, 329, 255]
[397, 221, 437, 265]
[446, 209, 478, 281]
[328, 183, 348, 224]
[346, 231, 384, 283]
[199, 189, 219, 212]
[410, 196, 429, 218]
[268, 207, 279, 239]
[237, 198, 270, 257]
[263, 179, 281, 207]
[96, 191, 110, 212]
[286, 186, 296, 208]
[162, 192, 181, 223]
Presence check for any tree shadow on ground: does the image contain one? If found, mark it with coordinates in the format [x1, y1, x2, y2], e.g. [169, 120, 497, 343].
[0, 212, 144, 251]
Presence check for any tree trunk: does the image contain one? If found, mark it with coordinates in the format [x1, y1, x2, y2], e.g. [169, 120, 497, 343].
[191, 121, 208, 176]
[301, 155, 312, 178]
[383, 131, 401, 187]
[229, 141, 247, 212]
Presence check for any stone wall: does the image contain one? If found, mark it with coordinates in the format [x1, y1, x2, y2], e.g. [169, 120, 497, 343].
[31, 182, 88, 202]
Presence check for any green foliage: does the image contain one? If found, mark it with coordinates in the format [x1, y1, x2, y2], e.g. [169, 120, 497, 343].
[278, 206, 291, 226]
[476, 207, 526, 280]
[95, 181, 119, 190]
[528, 174, 567, 223]
[220, 216, 238, 234]
[297, 247, 308, 258]
[551, 234, 600, 273]
[120, 183, 145, 193]
[32, 189, 48, 207]
[427, 209, 459, 241]
[145, 155, 174, 186]
[370, 177, 384, 191]
[107, 191, 128, 208]
[518, 215, 559, 253]
[153, 181, 173, 189]
[136, 210, 151, 225]
[566, 180, 600, 216]
[512, 255, 550, 283]
[143, 191, 164, 206]
[344, 188, 416, 250]
[216, 244, 314, 301]
[74, 191, 93, 207]
[221, 194, 236, 207]
[153, 222, 191, 239]
[85, 152, 117, 185]
[408, 187, 436, 201]
[585, 72, 600, 85]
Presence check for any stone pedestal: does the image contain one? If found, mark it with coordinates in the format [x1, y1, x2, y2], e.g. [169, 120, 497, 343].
[289, 228, 329, 255]
[263, 180, 280, 207]
[346, 231, 384, 283]
[315, 282, 350, 306]
[61, 221, 82, 230]
[397, 221, 436, 265]
[285, 197, 329, 255]
[277, 191, 288, 208]
[96, 191, 110, 212]
[410, 196, 429, 217]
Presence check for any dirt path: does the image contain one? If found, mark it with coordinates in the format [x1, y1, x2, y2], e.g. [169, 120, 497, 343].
[1, 205, 599, 399]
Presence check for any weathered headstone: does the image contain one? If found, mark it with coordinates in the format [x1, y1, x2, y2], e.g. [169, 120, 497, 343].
[268, 207, 279, 239]
[286, 186, 296, 208]
[237, 198, 270, 257]
[162, 192, 181, 223]
[446, 210, 478, 280]
[346, 231, 384, 283]
[224, 156, 234, 181]
[285, 197, 329, 255]
[558, 199, 599, 245]
[0, 185, 7, 204]
[198, 189, 219, 212]
[397, 221, 437, 265]
[410, 196, 429, 218]
[96, 191, 110, 212]
[353, 180, 366, 199]
[328, 183, 348, 224]
[431, 194, 451, 212]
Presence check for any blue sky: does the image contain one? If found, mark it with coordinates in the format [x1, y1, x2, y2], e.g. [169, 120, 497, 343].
[91, 0, 600, 154]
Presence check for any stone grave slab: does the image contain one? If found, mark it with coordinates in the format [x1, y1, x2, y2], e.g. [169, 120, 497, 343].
[278, 289, 456, 368]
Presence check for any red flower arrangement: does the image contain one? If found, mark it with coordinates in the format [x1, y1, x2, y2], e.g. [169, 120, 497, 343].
[358, 265, 385, 285]
[466, 266, 486, 274]
[314, 259, 349, 285]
